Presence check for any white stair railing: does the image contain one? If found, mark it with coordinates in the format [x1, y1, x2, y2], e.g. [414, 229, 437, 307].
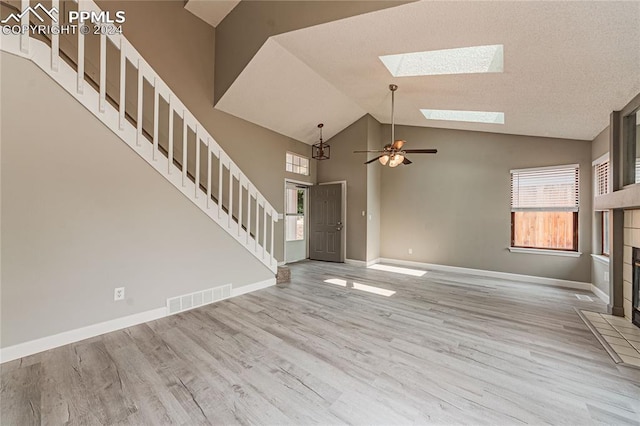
[1, 0, 279, 272]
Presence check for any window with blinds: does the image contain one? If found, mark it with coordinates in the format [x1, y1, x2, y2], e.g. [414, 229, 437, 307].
[510, 164, 579, 251]
[595, 160, 610, 196]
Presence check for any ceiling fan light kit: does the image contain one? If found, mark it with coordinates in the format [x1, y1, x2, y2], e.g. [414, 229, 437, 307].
[354, 84, 437, 167]
[312, 123, 330, 160]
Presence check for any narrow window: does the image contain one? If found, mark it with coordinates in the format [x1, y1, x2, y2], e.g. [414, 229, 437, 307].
[285, 187, 305, 241]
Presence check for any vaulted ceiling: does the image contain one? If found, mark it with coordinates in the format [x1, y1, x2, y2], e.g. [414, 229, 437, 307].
[210, 1, 640, 144]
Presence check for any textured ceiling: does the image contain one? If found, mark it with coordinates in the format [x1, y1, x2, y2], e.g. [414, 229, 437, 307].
[184, 0, 240, 27]
[216, 1, 640, 144]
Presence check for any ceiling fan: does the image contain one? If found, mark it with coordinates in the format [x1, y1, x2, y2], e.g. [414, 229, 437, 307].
[354, 84, 437, 167]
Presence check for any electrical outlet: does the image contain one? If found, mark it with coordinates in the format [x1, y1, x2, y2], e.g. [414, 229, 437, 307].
[408, 248, 413, 255]
[362, 211, 365, 217]
[604, 272, 609, 282]
[114, 287, 125, 301]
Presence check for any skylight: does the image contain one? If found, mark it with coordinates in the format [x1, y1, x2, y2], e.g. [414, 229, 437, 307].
[421, 109, 505, 124]
[379, 44, 503, 77]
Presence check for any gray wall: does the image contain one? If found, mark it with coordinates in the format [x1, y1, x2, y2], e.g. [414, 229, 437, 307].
[592, 126, 610, 160]
[366, 116, 382, 262]
[317, 116, 369, 261]
[380, 125, 593, 283]
[591, 126, 611, 296]
[1, 53, 272, 348]
[97, 0, 317, 262]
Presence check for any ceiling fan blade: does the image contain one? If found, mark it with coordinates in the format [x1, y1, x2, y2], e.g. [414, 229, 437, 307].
[402, 157, 412, 165]
[353, 150, 384, 153]
[365, 156, 383, 164]
[392, 139, 405, 150]
[403, 149, 438, 154]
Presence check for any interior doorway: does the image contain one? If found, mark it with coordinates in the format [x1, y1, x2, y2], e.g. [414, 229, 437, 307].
[284, 182, 308, 263]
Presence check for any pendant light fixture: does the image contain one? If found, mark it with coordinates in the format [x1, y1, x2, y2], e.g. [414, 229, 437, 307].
[312, 123, 330, 160]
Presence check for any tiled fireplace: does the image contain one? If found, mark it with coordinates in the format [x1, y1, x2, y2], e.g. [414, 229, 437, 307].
[623, 210, 640, 326]
[632, 248, 640, 327]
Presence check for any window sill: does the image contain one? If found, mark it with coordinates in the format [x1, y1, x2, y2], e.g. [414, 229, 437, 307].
[508, 247, 582, 257]
[591, 254, 610, 265]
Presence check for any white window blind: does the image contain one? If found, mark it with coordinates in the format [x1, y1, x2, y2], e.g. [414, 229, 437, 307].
[511, 164, 579, 212]
[595, 160, 610, 196]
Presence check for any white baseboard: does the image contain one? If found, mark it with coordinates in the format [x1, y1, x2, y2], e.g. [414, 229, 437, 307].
[0, 278, 277, 364]
[376, 257, 593, 291]
[231, 278, 276, 297]
[590, 284, 610, 304]
[0, 307, 167, 364]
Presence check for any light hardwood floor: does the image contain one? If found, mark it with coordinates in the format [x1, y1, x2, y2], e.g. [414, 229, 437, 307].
[2, 261, 640, 425]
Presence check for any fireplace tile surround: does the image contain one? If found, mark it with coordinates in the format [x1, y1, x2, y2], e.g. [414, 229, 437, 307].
[623, 209, 640, 324]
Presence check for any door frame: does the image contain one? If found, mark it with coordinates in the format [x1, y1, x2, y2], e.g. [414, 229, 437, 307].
[318, 180, 347, 263]
[283, 178, 312, 264]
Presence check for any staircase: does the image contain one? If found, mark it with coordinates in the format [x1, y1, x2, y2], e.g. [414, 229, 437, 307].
[0, 0, 279, 273]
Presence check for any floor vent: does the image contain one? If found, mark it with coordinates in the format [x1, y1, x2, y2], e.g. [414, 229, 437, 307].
[167, 284, 232, 315]
[575, 294, 594, 302]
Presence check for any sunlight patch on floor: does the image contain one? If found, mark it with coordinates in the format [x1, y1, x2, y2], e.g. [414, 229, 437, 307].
[323, 278, 395, 296]
[324, 278, 347, 287]
[368, 264, 427, 277]
[353, 282, 396, 297]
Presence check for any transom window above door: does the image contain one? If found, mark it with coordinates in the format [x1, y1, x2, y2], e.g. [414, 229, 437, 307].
[286, 153, 309, 176]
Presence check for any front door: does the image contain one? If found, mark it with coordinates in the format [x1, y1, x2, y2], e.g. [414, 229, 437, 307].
[309, 184, 343, 262]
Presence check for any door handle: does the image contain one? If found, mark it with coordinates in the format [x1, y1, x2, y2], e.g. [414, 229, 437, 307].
[336, 226, 343, 231]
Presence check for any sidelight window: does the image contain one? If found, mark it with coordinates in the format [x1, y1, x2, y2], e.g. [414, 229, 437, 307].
[286, 187, 305, 241]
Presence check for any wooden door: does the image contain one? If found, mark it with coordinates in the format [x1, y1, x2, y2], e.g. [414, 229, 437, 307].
[309, 184, 343, 262]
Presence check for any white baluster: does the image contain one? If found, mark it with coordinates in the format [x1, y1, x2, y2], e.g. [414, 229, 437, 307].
[263, 204, 267, 258]
[195, 126, 201, 198]
[99, 32, 106, 113]
[238, 180, 243, 236]
[218, 151, 223, 219]
[168, 96, 174, 173]
[20, 0, 29, 54]
[136, 60, 143, 146]
[153, 78, 159, 161]
[182, 110, 188, 187]
[206, 139, 212, 208]
[77, 19, 85, 94]
[228, 167, 234, 229]
[246, 187, 252, 245]
[255, 196, 260, 251]
[270, 212, 275, 264]
[118, 38, 126, 130]
[51, 0, 59, 71]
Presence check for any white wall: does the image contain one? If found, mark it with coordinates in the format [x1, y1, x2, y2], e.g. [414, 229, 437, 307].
[0, 53, 272, 348]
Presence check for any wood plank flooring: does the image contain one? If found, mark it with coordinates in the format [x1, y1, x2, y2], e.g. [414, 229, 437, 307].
[3, 261, 640, 425]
